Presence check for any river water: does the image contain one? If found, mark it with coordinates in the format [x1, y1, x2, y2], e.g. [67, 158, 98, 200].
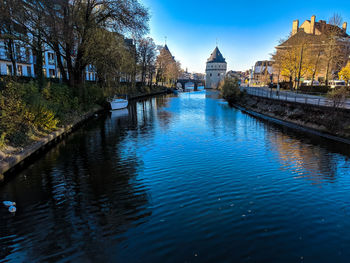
[1, 89, 350, 263]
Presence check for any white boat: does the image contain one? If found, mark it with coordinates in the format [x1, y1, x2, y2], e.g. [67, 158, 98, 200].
[110, 98, 128, 110]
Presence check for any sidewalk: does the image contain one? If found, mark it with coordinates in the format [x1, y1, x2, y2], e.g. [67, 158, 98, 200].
[241, 86, 350, 109]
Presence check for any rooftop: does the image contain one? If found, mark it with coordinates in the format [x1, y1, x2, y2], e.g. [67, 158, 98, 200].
[207, 47, 226, 63]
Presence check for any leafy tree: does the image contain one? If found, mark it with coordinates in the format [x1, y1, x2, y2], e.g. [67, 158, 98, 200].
[273, 34, 313, 89]
[85, 29, 135, 89]
[219, 77, 241, 101]
[322, 13, 349, 86]
[338, 62, 350, 85]
[156, 46, 181, 87]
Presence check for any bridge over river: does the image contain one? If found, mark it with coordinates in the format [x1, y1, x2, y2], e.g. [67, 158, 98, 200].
[176, 78, 205, 90]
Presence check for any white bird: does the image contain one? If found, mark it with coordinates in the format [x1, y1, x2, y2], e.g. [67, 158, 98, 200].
[8, 206, 16, 213]
[3, 201, 16, 207]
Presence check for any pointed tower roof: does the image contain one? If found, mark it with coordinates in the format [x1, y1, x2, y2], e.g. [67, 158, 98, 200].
[163, 44, 170, 52]
[161, 44, 175, 60]
[207, 47, 226, 63]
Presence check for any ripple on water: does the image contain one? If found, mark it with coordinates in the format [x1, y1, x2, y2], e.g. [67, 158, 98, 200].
[1, 90, 350, 262]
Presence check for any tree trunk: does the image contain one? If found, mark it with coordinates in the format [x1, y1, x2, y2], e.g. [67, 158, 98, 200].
[311, 51, 321, 86]
[53, 42, 68, 84]
[325, 59, 331, 87]
[32, 35, 44, 89]
[65, 44, 75, 87]
[6, 40, 17, 76]
[296, 44, 304, 90]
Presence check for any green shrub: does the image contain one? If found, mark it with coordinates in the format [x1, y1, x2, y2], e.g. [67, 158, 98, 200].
[0, 80, 105, 147]
[219, 77, 242, 102]
[327, 87, 349, 109]
[0, 132, 6, 148]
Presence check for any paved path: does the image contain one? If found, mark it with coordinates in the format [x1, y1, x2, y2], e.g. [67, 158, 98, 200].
[241, 86, 350, 109]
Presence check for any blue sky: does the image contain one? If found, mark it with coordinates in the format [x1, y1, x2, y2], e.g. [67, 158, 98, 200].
[141, 0, 350, 73]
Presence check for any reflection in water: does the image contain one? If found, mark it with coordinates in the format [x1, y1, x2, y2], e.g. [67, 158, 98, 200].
[0, 99, 159, 262]
[267, 132, 340, 184]
[1, 90, 350, 262]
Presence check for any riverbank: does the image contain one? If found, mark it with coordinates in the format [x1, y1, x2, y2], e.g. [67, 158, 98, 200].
[231, 94, 350, 144]
[0, 80, 170, 181]
[0, 105, 103, 181]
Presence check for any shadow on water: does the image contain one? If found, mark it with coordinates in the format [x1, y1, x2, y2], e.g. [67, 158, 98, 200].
[1, 91, 350, 262]
[0, 96, 173, 262]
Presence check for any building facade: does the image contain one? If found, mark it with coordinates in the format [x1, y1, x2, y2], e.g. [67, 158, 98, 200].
[0, 40, 34, 77]
[0, 40, 98, 81]
[251, 61, 273, 85]
[205, 47, 227, 89]
[275, 15, 350, 83]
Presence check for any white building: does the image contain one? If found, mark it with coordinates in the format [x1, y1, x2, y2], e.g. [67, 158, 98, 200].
[205, 47, 227, 89]
[0, 40, 97, 81]
[0, 40, 35, 77]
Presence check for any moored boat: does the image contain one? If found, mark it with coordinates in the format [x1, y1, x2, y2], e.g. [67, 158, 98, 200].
[110, 97, 128, 110]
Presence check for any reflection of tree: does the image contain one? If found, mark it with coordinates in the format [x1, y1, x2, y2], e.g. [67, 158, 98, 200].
[0, 96, 174, 261]
[266, 131, 343, 183]
[205, 90, 239, 136]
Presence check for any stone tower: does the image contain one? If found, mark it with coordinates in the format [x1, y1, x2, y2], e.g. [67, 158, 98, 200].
[205, 47, 227, 89]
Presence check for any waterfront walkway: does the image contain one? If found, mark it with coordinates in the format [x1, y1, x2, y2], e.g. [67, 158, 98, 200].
[241, 86, 350, 109]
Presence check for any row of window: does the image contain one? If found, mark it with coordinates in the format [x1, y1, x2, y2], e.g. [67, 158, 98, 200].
[5, 64, 96, 80]
[208, 73, 225, 77]
[0, 43, 31, 63]
[6, 65, 32, 76]
[207, 65, 226, 69]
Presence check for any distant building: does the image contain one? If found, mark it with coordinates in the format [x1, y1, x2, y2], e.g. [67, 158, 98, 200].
[226, 70, 243, 79]
[275, 15, 350, 83]
[155, 44, 177, 85]
[0, 36, 135, 82]
[251, 61, 273, 85]
[180, 68, 192, 79]
[192, 73, 205, 81]
[205, 47, 227, 89]
[0, 40, 97, 81]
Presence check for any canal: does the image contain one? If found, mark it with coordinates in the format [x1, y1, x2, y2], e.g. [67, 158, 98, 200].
[1, 89, 350, 262]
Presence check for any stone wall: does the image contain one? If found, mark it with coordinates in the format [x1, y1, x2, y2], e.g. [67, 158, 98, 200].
[234, 94, 350, 142]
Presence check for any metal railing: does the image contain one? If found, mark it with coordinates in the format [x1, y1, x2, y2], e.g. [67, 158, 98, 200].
[241, 86, 350, 109]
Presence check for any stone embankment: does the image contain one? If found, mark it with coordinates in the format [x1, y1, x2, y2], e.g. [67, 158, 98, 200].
[0, 106, 104, 181]
[0, 88, 171, 182]
[233, 94, 350, 144]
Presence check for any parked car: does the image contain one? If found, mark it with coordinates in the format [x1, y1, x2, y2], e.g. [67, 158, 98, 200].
[303, 80, 320, 86]
[329, 80, 346, 88]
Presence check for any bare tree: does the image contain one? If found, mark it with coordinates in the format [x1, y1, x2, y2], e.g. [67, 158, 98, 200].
[137, 37, 156, 87]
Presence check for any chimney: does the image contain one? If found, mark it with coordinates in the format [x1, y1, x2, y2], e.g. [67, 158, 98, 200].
[311, 15, 316, 34]
[292, 20, 299, 35]
[343, 22, 348, 33]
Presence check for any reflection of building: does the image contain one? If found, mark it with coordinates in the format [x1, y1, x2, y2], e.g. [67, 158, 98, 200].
[205, 46, 227, 89]
[267, 131, 337, 183]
